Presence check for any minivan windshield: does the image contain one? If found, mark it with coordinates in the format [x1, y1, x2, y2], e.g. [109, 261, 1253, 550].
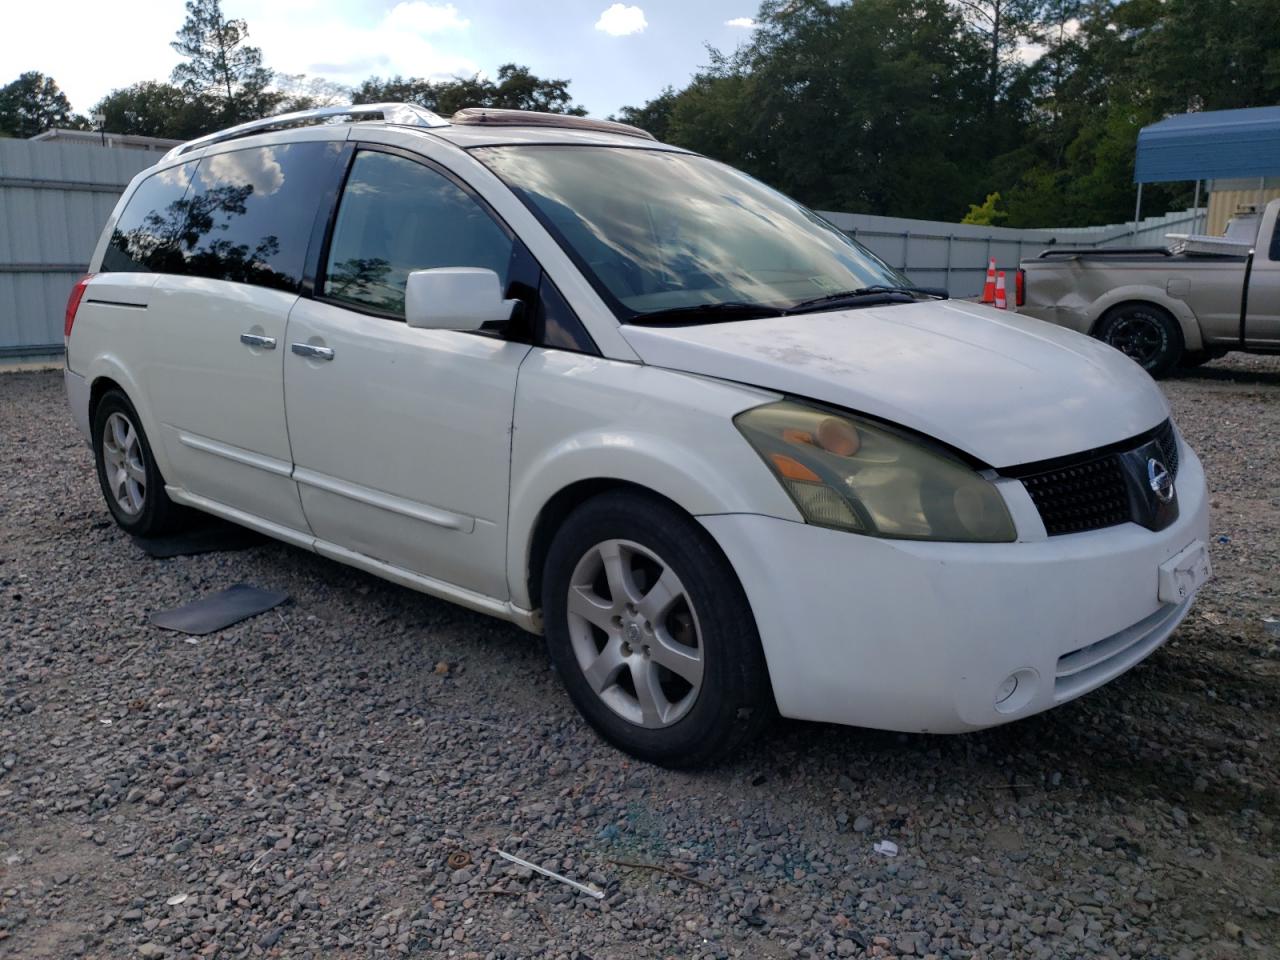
[473, 145, 913, 322]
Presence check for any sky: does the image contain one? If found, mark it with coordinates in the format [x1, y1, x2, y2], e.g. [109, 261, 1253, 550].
[1, 0, 764, 118]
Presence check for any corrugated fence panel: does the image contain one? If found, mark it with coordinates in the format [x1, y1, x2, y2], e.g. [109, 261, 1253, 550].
[817, 208, 1205, 298]
[0, 139, 153, 357]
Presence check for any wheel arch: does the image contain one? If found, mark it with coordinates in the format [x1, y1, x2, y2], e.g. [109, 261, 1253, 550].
[1087, 289, 1203, 351]
[506, 426, 801, 614]
[84, 360, 177, 479]
[88, 374, 125, 426]
[522, 478, 694, 617]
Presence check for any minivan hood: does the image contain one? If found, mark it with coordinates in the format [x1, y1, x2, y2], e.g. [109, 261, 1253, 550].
[620, 300, 1170, 468]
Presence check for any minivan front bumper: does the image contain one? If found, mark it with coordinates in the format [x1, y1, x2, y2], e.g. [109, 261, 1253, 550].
[700, 442, 1209, 733]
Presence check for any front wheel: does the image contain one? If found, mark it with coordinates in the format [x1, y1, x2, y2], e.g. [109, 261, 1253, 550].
[541, 491, 773, 767]
[1095, 304, 1184, 378]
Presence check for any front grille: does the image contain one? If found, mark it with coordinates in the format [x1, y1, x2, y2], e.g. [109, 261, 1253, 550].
[1154, 420, 1179, 477]
[1019, 457, 1130, 535]
[1006, 420, 1179, 537]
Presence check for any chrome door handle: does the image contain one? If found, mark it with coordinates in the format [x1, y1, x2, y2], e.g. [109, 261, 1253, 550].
[239, 333, 276, 349]
[291, 342, 334, 361]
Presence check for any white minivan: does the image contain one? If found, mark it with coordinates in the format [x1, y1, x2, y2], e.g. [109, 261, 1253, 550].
[64, 104, 1211, 766]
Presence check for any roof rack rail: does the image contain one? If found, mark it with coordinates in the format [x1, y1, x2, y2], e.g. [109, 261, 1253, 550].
[450, 108, 656, 141]
[161, 103, 449, 161]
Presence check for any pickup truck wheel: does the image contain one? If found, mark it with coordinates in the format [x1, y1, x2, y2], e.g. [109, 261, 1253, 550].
[541, 490, 773, 768]
[1095, 304, 1183, 378]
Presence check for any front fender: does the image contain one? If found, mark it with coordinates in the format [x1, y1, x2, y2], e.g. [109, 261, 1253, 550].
[505, 351, 800, 610]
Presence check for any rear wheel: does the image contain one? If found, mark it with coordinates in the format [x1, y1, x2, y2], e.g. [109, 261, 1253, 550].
[92, 390, 187, 537]
[541, 491, 772, 767]
[1095, 303, 1184, 378]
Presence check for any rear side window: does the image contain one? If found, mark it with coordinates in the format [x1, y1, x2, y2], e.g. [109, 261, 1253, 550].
[179, 141, 343, 292]
[100, 162, 198, 273]
[322, 150, 513, 316]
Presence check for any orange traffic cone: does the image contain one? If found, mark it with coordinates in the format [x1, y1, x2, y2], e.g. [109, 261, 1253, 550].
[981, 258, 997, 303]
[994, 271, 1008, 310]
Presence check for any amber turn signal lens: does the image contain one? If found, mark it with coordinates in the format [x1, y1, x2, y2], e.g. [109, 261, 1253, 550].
[769, 452, 821, 483]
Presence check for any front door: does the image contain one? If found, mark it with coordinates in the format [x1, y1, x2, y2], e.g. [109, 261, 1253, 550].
[283, 147, 530, 599]
[144, 137, 345, 531]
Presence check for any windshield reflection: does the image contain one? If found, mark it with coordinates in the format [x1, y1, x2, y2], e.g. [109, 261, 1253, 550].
[474, 145, 909, 320]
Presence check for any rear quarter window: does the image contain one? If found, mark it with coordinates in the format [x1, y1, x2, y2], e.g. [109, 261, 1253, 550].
[100, 162, 198, 273]
[180, 141, 343, 292]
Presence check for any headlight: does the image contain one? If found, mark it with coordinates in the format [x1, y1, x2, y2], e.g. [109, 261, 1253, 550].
[735, 400, 1016, 542]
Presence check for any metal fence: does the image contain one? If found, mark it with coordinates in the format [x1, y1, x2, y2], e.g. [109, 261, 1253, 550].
[816, 207, 1205, 299]
[0, 137, 1208, 357]
[0, 140, 155, 358]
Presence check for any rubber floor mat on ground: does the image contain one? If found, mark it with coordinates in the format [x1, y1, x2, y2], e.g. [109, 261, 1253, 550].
[131, 520, 266, 558]
[150, 583, 289, 636]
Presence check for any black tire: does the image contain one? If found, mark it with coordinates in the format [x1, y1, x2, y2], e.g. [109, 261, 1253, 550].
[541, 490, 773, 768]
[1094, 303, 1184, 379]
[92, 390, 188, 538]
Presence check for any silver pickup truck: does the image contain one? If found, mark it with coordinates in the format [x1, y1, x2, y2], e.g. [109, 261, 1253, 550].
[1019, 198, 1279, 377]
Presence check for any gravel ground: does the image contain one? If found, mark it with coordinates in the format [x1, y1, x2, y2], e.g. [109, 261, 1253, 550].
[1, 357, 1277, 960]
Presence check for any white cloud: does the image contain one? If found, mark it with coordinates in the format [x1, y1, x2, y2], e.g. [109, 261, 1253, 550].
[725, 17, 757, 28]
[200, 146, 284, 196]
[594, 4, 647, 37]
[245, 0, 477, 88]
[382, 2, 470, 35]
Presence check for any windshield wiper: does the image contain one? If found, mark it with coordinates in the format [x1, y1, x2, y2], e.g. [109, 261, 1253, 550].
[786, 284, 948, 314]
[859, 284, 948, 300]
[629, 301, 787, 325]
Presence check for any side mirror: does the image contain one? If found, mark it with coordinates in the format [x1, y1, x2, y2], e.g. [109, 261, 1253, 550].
[405, 267, 518, 331]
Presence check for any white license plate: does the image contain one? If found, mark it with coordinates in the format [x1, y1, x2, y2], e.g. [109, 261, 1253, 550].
[1158, 540, 1212, 603]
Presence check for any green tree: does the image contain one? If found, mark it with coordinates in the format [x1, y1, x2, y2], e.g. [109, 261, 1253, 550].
[952, 0, 1047, 116]
[962, 192, 1009, 225]
[93, 81, 210, 140]
[353, 64, 586, 116]
[612, 86, 678, 140]
[613, 0, 1280, 228]
[633, 0, 992, 220]
[170, 0, 280, 125]
[0, 72, 84, 137]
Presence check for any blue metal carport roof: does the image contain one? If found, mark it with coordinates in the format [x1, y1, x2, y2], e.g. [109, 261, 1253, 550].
[1134, 105, 1280, 183]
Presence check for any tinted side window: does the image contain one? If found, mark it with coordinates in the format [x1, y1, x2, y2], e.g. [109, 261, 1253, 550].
[537, 274, 597, 353]
[100, 162, 198, 274]
[322, 151, 513, 316]
[180, 142, 342, 292]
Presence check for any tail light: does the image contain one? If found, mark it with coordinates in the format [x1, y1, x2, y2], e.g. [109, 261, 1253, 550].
[1015, 269, 1025, 307]
[64, 274, 94, 339]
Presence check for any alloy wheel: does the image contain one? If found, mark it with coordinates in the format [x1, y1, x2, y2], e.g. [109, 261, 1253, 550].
[101, 411, 147, 516]
[1105, 312, 1167, 368]
[565, 538, 704, 728]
